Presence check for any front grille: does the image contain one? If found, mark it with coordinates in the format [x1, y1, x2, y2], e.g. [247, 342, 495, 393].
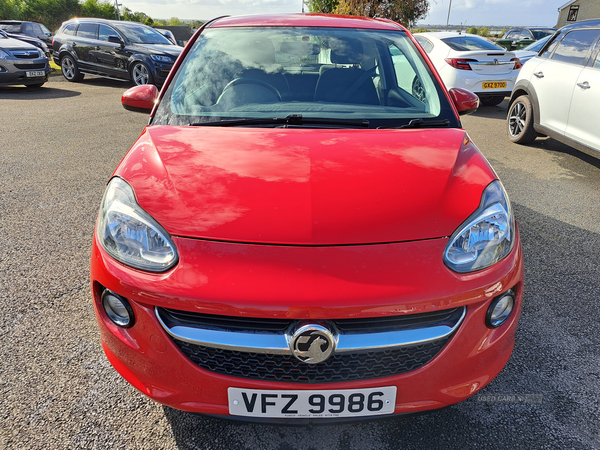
[174, 336, 451, 383]
[159, 307, 462, 383]
[11, 51, 39, 59]
[14, 63, 46, 70]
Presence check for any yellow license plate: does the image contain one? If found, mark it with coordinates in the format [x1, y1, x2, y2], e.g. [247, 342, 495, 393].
[482, 82, 507, 89]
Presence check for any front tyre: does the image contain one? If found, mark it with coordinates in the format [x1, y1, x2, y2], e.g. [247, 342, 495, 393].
[130, 62, 153, 86]
[508, 95, 536, 144]
[60, 54, 84, 82]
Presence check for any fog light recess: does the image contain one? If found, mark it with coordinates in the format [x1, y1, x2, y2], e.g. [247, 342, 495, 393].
[486, 290, 515, 328]
[101, 290, 135, 328]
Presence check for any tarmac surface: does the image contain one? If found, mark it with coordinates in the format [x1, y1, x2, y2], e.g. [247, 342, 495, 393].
[1, 75, 599, 449]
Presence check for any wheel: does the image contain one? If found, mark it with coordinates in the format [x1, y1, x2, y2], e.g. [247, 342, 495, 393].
[60, 54, 84, 82]
[507, 95, 536, 144]
[130, 62, 153, 86]
[411, 76, 426, 103]
[480, 96, 505, 106]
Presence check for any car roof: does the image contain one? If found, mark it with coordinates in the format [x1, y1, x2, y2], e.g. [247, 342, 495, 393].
[62, 18, 149, 27]
[414, 32, 482, 39]
[560, 18, 600, 32]
[208, 14, 406, 31]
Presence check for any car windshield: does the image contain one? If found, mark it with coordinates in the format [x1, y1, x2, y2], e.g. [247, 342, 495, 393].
[115, 24, 171, 45]
[522, 35, 551, 52]
[531, 29, 555, 40]
[441, 35, 505, 52]
[0, 24, 22, 33]
[154, 26, 458, 128]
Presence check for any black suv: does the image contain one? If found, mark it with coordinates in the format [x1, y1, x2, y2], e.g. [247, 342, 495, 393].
[52, 19, 182, 86]
[0, 20, 53, 46]
[501, 27, 556, 50]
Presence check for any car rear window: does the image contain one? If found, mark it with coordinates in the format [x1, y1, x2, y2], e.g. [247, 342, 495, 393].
[441, 36, 504, 52]
[0, 24, 22, 33]
[531, 29, 555, 40]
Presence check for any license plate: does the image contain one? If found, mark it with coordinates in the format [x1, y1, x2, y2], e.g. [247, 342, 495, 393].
[482, 81, 507, 89]
[228, 386, 396, 418]
[26, 71, 45, 77]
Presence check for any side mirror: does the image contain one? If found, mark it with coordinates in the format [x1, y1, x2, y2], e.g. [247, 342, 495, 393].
[448, 88, 479, 115]
[122, 84, 159, 114]
[108, 35, 124, 47]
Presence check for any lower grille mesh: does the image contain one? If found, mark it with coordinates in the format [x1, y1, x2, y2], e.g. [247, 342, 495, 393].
[173, 336, 451, 383]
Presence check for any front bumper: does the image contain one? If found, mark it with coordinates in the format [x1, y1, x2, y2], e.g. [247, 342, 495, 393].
[91, 229, 523, 418]
[0, 59, 50, 86]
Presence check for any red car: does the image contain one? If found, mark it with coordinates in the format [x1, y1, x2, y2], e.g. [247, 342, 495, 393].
[91, 14, 523, 421]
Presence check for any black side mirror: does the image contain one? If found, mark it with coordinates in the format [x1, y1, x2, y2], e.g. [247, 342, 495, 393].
[108, 35, 124, 47]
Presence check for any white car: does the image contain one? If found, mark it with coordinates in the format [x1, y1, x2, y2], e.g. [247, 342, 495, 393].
[415, 32, 520, 106]
[512, 35, 552, 67]
[507, 20, 600, 157]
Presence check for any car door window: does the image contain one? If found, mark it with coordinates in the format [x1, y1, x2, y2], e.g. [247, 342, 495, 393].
[63, 23, 77, 36]
[25, 23, 34, 33]
[551, 29, 600, 65]
[519, 30, 532, 40]
[99, 25, 119, 42]
[415, 36, 433, 53]
[77, 23, 98, 39]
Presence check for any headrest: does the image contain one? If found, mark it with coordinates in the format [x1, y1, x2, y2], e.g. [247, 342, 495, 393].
[229, 38, 276, 65]
[330, 38, 364, 64]
[280, 41, 321, 56]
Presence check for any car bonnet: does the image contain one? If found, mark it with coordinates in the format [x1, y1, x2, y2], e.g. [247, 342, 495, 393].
[115, 126, 496, 245]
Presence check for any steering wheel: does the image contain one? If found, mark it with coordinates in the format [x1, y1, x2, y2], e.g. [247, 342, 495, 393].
[220, 77, 282, 102]
[412, 76, 427, 103]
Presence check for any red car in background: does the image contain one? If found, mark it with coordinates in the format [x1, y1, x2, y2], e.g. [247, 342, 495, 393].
[91, 14, 523, 422]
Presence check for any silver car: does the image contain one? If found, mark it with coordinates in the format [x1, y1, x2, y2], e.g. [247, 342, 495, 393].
[0, 31, 51, 88]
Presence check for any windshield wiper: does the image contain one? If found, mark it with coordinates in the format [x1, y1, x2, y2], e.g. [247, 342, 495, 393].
[190, 114, 370, 128]
[378, 119, 451, 129]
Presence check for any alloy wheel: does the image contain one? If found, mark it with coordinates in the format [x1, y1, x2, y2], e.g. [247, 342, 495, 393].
[132, 63, 150, 85]
[508, 101, 526, 137]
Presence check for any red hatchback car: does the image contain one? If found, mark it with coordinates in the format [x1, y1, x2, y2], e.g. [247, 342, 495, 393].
[91, 14, 523, 421]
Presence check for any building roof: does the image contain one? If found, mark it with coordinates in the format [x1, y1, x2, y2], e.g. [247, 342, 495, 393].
[558, 0, 578, 11]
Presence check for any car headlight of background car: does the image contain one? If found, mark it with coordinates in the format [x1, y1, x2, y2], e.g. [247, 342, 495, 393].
[150, 54, 173, 63]
[444, 180, 515, 273]
[0, 49, 10, 59]
[96, 177, 178, 272]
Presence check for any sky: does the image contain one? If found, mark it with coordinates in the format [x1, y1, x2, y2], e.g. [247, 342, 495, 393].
[122, 0, 566, 27]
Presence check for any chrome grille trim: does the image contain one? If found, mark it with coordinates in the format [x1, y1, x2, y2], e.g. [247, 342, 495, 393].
[156, 306, 466, 356]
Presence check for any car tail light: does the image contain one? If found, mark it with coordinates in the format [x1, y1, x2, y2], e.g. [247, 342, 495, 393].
[444, 58, 477, 70]
[511, 58, 522, 70]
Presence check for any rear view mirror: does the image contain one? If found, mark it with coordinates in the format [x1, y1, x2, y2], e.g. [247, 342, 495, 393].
[122, 84, 159, 114]
[448, 88, 479, 115]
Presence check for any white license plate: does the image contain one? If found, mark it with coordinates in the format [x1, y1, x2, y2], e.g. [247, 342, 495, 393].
[26, 71, 45, 77]
[228, 386, 396, 418]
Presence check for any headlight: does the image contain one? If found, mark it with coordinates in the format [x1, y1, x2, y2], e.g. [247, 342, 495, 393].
[444, 180, 514, 273]
[96, 177, 178, 272]
[0, 49, 10, 59]
[151, 54, 173, 63]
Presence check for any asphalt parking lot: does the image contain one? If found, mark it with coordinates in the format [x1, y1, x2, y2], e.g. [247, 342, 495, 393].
[1, 75, 599, 450]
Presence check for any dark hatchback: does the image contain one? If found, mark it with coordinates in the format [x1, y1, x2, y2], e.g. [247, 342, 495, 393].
[0, 20, 53, 46]
[52, 18, 182, 86]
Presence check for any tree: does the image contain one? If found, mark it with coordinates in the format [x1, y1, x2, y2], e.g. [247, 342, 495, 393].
[479, 27, 489, 37]
[468, 26, 478, 35]
[335, 0, 429, 28]
[168, 16, 182, 26]
[306, 0, 339, 13]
